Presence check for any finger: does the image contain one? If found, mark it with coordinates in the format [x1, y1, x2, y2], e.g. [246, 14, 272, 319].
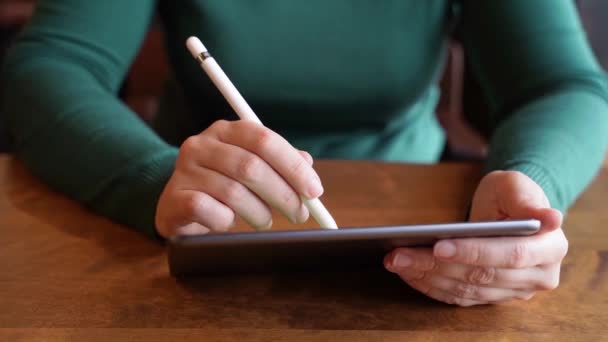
[385, 248, 547, 289]
[174, 222, 211, 236]
[183, 166, 274, 230]
[495, 202, 563, 235]
[524, 207, 563, 234]
[403, 277, 487, 307]
[408, 273, 536, 302]
[195, 138, 309, 225]
[161, 190, 235, 236]
[299, 150, 314, 166]
[214, 120, 323, 199]
[536, 263, 562, 291]
[435, 262, 547, 289]
[491, 170, 551, 212]
[434, 228, 569, 268]
[384, 248, 437, 272]
[488, 171, 563, 233]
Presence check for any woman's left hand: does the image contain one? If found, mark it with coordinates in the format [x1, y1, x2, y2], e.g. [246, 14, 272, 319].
[384, 170, 568, 306]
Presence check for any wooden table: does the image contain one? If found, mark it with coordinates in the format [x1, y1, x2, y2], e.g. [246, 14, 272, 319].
[0, 154, 606, 341]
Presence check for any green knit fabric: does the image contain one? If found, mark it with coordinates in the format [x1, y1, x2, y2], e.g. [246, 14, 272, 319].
[2, 0, 607, 237]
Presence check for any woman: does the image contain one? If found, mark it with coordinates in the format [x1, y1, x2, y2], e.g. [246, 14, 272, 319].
[2, 1, 606, 306]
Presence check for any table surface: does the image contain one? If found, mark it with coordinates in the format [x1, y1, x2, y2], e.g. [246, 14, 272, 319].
[0, 154, 606, 341]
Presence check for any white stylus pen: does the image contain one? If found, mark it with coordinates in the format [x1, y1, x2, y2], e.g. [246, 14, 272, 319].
[186, 36, 338, 229]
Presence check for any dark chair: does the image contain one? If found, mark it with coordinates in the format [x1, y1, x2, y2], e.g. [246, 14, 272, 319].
[0, 26, 21, 153]
[440, 0, 608, 162]
[0, 1, 35, 153]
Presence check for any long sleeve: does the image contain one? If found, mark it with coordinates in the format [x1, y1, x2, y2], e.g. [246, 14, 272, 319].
[461, 0, 608, 211]
[0, 0, 178, 237]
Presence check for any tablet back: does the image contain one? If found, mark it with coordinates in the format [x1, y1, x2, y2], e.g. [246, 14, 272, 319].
[168, 220, 540, 276]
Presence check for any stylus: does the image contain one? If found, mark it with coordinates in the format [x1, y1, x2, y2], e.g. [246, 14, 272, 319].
[185, 36, 338, 229]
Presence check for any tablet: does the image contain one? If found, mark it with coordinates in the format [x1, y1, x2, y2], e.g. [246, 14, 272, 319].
[168, 219, 540, 276]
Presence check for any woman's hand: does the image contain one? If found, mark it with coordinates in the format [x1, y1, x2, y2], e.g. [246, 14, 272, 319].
[384, 170, 568, 306]
[155, 120, 322, 238]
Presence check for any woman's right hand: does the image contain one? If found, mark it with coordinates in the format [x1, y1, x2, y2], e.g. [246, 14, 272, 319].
[155, 120, 323, 238]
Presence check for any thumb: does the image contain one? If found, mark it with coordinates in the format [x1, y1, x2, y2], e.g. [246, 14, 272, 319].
[516, 206, 563, 234]
[490, 171, 563, 233]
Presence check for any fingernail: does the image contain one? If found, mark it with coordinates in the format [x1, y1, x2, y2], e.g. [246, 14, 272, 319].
[256, 219, 273, 231]
[393, 254, 412, 268]
[229, 216, 238, 229]
[287, 211, 297, 224]
[307, 176, 323, 198]
[296, 204, 309, 224]
[435, 241, 456, 258]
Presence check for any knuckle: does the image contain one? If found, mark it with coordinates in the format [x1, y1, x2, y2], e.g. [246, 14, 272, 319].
[508, 242, 529, 268]
[460, 240, 482, 265]
[236, 154, 264, 181]
[466, 266, 496, 285]
[179, 136, 200, 157]
[453, 282, 479, 299]
[223, 181, 247, 203]
[183, 192, 211, 219]
[209, 119, 230, 132]
[177, 136, 213, 170]
[252, 128, 275, 151]
[424, 256, 440, 272]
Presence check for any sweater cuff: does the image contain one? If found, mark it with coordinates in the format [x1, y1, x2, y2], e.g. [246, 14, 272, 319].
[92, 148, 178, 240]
[131, 149, 178, 239]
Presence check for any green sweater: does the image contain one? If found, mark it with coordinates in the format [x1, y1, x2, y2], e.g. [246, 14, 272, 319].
[2, 0, 607, 238]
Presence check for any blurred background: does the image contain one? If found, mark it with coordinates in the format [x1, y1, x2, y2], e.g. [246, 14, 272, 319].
[1, 0, 607, 161]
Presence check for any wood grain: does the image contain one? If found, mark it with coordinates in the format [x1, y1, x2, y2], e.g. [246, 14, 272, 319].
[0, 154, 606, 341]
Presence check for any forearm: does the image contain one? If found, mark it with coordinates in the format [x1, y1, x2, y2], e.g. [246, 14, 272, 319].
[2, 59, 177, 237]
[485, 89, 608, 211]
[461, 0, 608, 211]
